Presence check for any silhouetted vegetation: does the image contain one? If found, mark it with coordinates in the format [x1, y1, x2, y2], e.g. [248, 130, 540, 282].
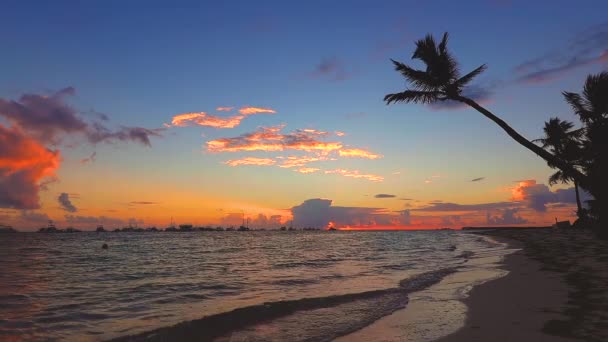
[385, 33, 607, 235]
[551, 72, 608, 233]
[534, 118, 587, 221]
[384, 33, 585, 184]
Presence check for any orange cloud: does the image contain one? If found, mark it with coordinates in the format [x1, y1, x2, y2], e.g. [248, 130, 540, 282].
[172, 106, 276, 129]
[509, 179, 536, 201]
[338, 148, 382, 159]
[238, 107, 277, 115]
[511, 179, 537, 201]
[295, 167, 320, 174]
[335, 131, 346, 137]
[0, 125, 61, 209]
[224, 157, 276, 166]
[216, 107, 234, 112]
[300, 128, 329, 136]
[171, 112, 245, 128]
[277, 155, 327, 168]
[207, 126, 343, 153]
[324, 169, 384, 182]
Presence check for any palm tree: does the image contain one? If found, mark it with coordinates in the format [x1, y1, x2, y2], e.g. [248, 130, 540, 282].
[534, 118, 585, 216]
[562, 72, 608, 125]
[562, 72, 608, 225]
[384, 32, 587, 185]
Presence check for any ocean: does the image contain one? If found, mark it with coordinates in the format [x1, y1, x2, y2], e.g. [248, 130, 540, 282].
[0, 230, 515, 341]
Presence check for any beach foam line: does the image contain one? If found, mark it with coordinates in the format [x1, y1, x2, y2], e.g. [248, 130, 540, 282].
[110, 268, 458, 342]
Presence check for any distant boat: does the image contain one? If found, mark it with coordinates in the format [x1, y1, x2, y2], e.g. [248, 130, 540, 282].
[238, 225, 250, 231]
[164, 217, 177, 232]
[96, 225, 106, 232]
[553, 220, 572, 229]
[38, 220, 59, 233]
[179, 224, 194, 232]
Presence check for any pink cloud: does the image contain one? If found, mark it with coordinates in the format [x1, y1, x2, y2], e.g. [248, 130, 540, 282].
[216, 107, 234, 112]
[238, 107, 277, 115]
[277, 155, 327, 168]
[295, 167, 320, 174]
[338, 148, 382, 159]
[207, 126, 343, 153]
[224, 157, 276, 167]
[171, 112, 245, 129]
[324, 169, 384, 182]
[171, 106, 276, 129]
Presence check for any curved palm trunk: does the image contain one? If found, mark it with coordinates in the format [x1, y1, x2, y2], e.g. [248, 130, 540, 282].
[574, 180, 583, 216]
[454, 95, 589, 188]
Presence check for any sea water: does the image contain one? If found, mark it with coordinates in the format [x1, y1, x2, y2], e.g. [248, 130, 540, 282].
[0, 230, 514, 341]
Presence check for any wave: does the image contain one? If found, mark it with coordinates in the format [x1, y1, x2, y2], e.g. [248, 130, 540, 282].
[110, 267, 457, 342]
[457, 250, 475, 260]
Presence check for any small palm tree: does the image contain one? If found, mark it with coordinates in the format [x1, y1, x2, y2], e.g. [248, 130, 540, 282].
[534, 118, 585, 216]
[384, 32, 587, 185]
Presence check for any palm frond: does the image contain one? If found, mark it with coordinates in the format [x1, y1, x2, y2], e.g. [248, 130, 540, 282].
[438, 32, 449, 55]
[549, 170, 566, 186]
[390, 59, 440, 91]
[412, 34, 439, 65]
[562, 91, 593, 121]
[454, 64, 487, 90]
[436, 32, 460, 81]
[384, 90, 442, 105]
[583, 71, 608, 117]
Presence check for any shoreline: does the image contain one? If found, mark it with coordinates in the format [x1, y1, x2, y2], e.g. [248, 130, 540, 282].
[441, 229, 608, 341]
[340, 229, 608, 342]
[438, 233, 573, 341]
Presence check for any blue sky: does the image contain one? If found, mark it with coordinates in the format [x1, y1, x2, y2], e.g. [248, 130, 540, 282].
[1, 0, 606, 229]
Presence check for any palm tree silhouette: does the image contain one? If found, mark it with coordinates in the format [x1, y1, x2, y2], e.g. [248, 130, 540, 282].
[534, 118, 585, 217]
[563, 72, 608, 125]
[562, 72, 608, 225]
[384, 32, 586, 184]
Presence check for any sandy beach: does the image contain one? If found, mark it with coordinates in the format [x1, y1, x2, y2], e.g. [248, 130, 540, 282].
[439, 236, 573, 341]
[340, 228, 608, 342]
[443, 229, 608, 341]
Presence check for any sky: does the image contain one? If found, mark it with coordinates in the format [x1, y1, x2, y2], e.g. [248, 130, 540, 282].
[1, 0, 607, 230]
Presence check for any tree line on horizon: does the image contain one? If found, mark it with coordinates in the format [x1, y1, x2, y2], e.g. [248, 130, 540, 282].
[384, 32, 607, 236]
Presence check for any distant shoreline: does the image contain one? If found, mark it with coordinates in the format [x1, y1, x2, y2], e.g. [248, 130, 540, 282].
[2, 226, 555, 233]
